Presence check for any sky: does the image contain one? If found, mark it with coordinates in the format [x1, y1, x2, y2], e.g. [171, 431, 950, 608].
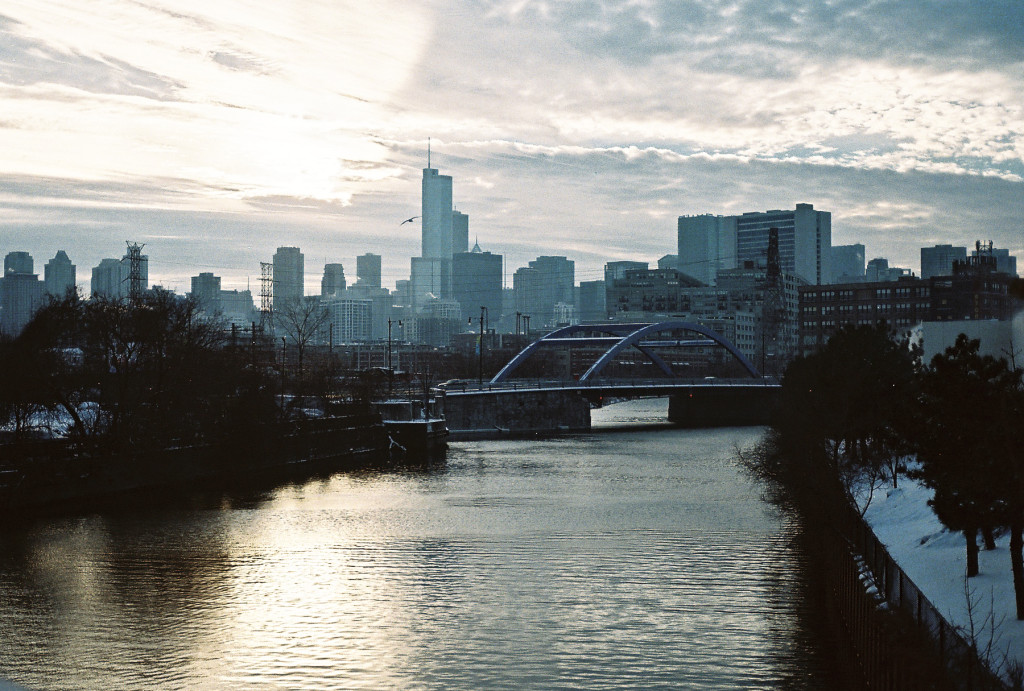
[1, 0, 1022, 294]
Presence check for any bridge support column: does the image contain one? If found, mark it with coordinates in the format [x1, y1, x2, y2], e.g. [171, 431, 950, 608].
[668, 386, 778, 427]
[444, 390, 591, 440]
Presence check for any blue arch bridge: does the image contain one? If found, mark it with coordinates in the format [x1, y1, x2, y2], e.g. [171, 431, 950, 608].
[438, 321, 781, 440]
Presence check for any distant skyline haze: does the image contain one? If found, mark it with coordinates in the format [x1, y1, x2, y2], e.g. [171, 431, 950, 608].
[1, 1, 1021, 293]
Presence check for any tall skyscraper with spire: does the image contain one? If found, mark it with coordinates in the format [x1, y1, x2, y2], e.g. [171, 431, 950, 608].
[411, 142, 455, 309]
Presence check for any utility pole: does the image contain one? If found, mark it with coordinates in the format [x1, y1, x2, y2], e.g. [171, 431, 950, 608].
[388, 317, 402, 397]
[476, 306, 488, 385]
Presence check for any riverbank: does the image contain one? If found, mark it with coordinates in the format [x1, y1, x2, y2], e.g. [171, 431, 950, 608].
[862, 478, 1024, 685]
[0, 413, 394, 518]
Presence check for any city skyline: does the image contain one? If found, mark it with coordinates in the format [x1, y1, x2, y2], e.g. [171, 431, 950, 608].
[0, 2, 1022, 292]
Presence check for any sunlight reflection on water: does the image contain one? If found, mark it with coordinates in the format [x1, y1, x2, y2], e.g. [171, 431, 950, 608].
[0, 399, 837, 690]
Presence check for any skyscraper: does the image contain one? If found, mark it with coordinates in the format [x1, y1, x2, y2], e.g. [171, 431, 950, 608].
[452, 241, 503, 324]
[832, 244, 866, 283]
[514, 256, 574, 328]
[920, 244, 966, 279]
[356, 253, 381, 288]
[4, 251, 33, 275]
[734, 203, 830, 286]
[273, 247, 304, 305]
[91, 258, 124, 298]
[190, 272, 221, 313]
[677, 214, 737, 285]
[44, 250, 76, 297]
[1, 251, 43, 336]
[452, 210, 469, 255]
[422, 164, 453, 261]
[321, 263, 346, 297]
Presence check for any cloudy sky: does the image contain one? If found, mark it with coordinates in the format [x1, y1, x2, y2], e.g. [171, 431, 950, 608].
[1, 0, 1022, 293]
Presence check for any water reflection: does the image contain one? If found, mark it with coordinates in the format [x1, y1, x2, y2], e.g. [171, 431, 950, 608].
[0, 400, 842, 689]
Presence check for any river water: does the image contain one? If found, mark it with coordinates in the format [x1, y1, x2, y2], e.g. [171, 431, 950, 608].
[0, 400, 845, 690]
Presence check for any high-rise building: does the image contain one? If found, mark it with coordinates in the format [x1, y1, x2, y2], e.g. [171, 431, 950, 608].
[734, 203, 830, 286]
[452, 241, 503, 325]
[422, 164, 453, 261]
[920, 244, 966, 279]
[321, 263, 346, 297]
[658, 254, 679, 271]
[219, 289, 255, 327]
[44, 250, 76, 298]
[273, 247, 304, 305]
[604, 260, 648, 283]
[410, 256, 449, 311]
[356, 253, 381, 288]
[4, 251, 33, 275]
[866, 257, 912, 283]
[677, 214, 737, 285]
[452, 210, 469, 255]
[1, 251, 43, 336]
[577, 280, 607, 323]
[832, 244, 866, 283]
[190, 272, 221, 313]
[514, 256, 574, 328]
[91, 258, 124, 298]
[325, 298, 373, 343]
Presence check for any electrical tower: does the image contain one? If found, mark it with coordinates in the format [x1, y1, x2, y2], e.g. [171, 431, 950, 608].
[125, 241, 146, 305]
[259, 262, 274, 334]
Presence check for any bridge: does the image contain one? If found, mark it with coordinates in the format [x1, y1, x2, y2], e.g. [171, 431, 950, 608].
[439, 321, 780, 439]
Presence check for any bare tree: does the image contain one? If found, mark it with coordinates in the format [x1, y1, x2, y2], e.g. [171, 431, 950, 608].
[276, 296, 329, 377]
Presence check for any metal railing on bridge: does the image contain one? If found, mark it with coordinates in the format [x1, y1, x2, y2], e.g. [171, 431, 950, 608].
[436, 377, 779, 396]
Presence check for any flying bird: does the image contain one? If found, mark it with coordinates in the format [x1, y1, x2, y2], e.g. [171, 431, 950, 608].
[400, 216, 420, 225]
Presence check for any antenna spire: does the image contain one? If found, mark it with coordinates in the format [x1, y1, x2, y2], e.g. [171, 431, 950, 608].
[427, 137, 431, 168]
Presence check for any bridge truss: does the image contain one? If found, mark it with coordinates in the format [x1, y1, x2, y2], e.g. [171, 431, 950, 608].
[490, 321, 762, 384]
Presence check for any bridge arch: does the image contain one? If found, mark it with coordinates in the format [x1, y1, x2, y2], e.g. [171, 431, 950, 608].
[490, 321, 761, 384]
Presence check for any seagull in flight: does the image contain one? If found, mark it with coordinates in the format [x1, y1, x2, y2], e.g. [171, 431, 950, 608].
[400, 216, 420, 225]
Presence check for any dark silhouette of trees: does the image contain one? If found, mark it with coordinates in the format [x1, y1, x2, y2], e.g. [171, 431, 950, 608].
[772, 324, 918, 511]
[913, 335, 1024, 616]
[0, 290, 277, 452]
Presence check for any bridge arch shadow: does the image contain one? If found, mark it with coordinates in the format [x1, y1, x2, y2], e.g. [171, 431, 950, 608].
[490, 321, 761, 384]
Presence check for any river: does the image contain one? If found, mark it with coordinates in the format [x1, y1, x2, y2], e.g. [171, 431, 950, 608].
[0, 399, 847, 690]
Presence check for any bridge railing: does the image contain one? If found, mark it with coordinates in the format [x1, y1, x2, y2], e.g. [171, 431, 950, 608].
[436, 376, 779, 395]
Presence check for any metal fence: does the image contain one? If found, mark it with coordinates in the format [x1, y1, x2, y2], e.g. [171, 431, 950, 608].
[834, 502, 1010, 690]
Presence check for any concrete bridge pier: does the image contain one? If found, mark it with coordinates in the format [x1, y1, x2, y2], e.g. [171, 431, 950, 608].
[443, 390, 591, 440]
[668, 385, 778, 427]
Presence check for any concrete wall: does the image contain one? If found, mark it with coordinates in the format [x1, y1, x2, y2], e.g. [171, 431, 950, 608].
[668, 386, 778, 427]
[444, 390, 591, 439]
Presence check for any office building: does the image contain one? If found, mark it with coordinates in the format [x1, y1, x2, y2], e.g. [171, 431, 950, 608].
[91, 258, 124, 298]
[865, 258, 912, 283]
[452, 210, 469, 255]
[452, 241, 503, 325]
[356, 253, 382, 288]
[44, 251, 76, 298]
[734, 203, 830, 286]
[321, 263, 346, 297]
[273, 247, 304, 305]
[325, 297, 373, 343]
[422, 163, 453, 262]
[577, 280, 606, 323]
[514, 256, 574, 329]
[920, 244, 966, 279]
[191, 272, 222, 313]
[4, 251, 33, 275]
[1, 252, 43, 336]
[677, 214, 737, 285]
[832, 244, 866, 283]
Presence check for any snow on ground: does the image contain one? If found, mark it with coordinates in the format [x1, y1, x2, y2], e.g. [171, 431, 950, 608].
[863, 477, 1024, 680]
